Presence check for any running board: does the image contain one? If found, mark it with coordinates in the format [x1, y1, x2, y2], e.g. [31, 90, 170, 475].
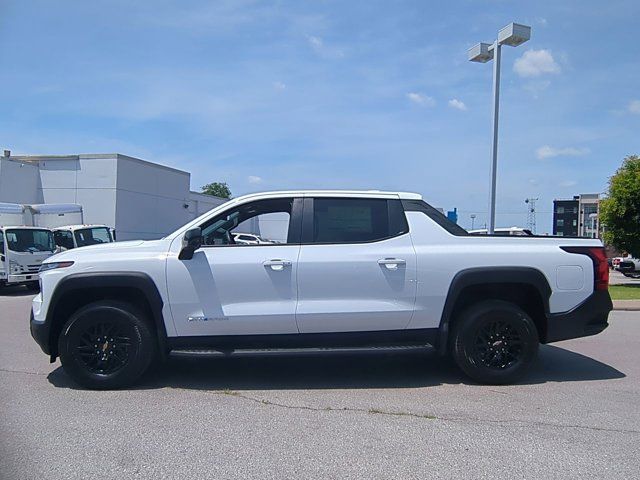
[166, 328, 439, 352]
[170, 344, 433, 358]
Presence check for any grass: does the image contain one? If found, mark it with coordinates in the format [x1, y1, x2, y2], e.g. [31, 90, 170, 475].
[609, 285, 640, 300]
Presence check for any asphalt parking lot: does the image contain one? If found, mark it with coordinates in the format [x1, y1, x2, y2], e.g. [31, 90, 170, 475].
[1, 289, 639, 479]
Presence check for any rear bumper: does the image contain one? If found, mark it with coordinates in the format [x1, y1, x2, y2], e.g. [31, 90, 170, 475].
[30, 310, 51, 355]
[545, 290, 613, 343]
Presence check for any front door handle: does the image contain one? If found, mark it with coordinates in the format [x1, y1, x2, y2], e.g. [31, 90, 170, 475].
[378, 258, 406, 270]
[263, 259, 292, 271]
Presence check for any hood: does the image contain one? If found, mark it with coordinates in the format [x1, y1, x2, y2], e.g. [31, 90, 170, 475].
[76, 240, 145, 251]
[46, 239, 165, 263]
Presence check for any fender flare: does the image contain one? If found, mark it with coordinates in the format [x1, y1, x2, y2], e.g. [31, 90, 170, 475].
[46, 272, 167, 357]
[436, 267, 552, 354]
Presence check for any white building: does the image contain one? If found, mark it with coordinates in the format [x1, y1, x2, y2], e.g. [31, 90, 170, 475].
[0, 152, 226, 240]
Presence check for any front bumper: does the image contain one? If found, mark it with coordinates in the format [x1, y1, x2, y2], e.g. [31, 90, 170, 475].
[30, 310, 51, 356]
[545, 290, 613, 343]
[8, 273, 38, 284]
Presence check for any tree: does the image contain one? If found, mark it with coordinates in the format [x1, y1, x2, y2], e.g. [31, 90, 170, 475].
[600, 155, 640, 257]
[201, 182, 232, 199]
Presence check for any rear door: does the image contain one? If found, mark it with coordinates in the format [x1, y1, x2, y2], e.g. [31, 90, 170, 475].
[295, 196, 417, 333]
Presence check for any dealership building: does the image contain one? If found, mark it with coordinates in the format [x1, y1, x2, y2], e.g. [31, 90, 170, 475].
[0, 152, 226, 240]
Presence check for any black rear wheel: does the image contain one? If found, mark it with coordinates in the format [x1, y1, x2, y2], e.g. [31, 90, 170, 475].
[451, 300, 539, 385]
[58, 301, 156, 389]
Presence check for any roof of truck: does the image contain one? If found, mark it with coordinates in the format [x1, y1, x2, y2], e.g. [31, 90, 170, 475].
[0, 202, 25, 214]
[231, 190, 423, 200]
[0, 225, 53, 230]
[29, 203, 82, 214]
[52, 224, 110, 231]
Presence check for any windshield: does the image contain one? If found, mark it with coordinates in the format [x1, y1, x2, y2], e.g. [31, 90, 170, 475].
[5, 229, 55, 253]
[74, 227, 112, 247]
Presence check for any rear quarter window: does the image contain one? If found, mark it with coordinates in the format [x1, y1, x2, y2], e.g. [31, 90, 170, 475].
[401, 199, 468, 236]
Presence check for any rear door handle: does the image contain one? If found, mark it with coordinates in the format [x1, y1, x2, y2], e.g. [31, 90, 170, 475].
[263, 259, 292, 271]
[378, 258, 406, 270]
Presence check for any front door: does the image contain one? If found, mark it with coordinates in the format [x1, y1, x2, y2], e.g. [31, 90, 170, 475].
[296, 197, 417, 333]
[167, 197, 302, 336]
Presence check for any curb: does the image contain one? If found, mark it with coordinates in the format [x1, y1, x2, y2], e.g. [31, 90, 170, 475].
[612, 301, 640, 312]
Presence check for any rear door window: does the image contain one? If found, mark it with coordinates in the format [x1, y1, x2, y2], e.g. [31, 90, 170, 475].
[310, 198, 408, 244]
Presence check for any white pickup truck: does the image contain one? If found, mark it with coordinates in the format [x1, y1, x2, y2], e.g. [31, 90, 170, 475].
[30, 190, 612, 389]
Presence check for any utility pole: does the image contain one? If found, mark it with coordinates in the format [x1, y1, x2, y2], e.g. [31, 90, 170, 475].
[524, 198, 538, 234]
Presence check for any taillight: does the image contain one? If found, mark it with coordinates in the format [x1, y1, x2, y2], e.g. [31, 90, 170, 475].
[561, 246, 609, 291]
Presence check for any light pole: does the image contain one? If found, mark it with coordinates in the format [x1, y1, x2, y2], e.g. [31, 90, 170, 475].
[468, 23, 531, 234]
[470, 214, 476, 230]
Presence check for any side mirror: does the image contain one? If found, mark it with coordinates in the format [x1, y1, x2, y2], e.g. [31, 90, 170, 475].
[178, 227, 203, 260]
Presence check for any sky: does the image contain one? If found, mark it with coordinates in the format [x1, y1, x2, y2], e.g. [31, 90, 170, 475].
[1, 0, 639, 233]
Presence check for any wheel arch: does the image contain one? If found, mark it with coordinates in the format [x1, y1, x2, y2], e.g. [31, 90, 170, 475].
[437, 267, 552, 353]
[46, 272, 167, 360]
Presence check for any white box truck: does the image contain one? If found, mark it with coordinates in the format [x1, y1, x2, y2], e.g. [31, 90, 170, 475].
[29, 204, 115, 251]
[0, 203, 56, 290]
[30, 203, 84, 228]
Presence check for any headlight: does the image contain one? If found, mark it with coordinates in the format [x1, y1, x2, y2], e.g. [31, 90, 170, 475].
[9, 260, 21, 274]
[39, 261, 74, 273]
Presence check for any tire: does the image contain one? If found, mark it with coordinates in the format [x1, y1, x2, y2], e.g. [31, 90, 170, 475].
[58, 300, 157, 389]
[450, 300, 539, 385]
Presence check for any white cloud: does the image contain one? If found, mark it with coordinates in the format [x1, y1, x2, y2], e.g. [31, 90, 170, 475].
[559, 180, 577, 187]
[536, 145, 590, 159]
[273, 81, 286, 91]
[307, 35, 323, 49]
[514, 49, 561, 77]
[306, 35, 345, 59]
[628, 100, 640, 114]
[247, 175, 263, 184]
[406, 92, 435, 107]
[448, 99, 467, 111]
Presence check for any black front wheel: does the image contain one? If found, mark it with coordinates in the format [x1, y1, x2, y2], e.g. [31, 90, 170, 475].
[58, 301, 156, 389]
[451, 300, 539, 385]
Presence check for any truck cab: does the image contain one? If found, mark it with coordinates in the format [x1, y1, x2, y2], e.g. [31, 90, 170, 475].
[52, 225, 115, 251]
[0, 226, 56, 289]
[1, 202, 57, 289]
